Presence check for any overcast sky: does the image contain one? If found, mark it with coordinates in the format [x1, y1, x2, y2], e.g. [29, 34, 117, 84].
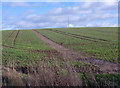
[2, 0, 118, 30]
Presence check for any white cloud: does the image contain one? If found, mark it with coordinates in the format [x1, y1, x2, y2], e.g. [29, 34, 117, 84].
[102, 0, 117, 2]
[68, 24, 74, 27]
[82, 2, 92, 9]
[86, 23, 94, 27]
[8, 2, 29, 7]
[5, 2, 41, 7]
[3, 2, 118, 30]
[2, 0, 119, 2]
[104, 2, 116, 6]
[52, 8, 63, 14]
[2, 24, 16, 30]
[86, 22, 118, 27]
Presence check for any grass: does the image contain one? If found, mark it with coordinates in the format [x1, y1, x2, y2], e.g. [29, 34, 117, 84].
[95, 73, 120, 87]
[78, 73, 120, 87]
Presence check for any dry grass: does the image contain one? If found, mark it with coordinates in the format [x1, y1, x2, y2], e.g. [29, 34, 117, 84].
[2, 56, 84, 86]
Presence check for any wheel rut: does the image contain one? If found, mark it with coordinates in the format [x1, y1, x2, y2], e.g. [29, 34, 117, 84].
[12, 30, 20, 46]
[32, 30, 119, 74]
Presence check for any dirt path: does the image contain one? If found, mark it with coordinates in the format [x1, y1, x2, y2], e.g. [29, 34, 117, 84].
[32, 30, 119, 74]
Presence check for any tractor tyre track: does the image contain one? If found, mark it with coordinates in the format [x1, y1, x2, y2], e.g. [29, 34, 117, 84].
[2, 45, 61, 58]
[48, 29, 108, 43]
[13, 30, 20, 46]
[12, 30, 20, 46]
[32, 30, 119, 74]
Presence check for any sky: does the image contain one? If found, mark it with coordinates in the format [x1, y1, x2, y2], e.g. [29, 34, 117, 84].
[2, 0, 119, 30]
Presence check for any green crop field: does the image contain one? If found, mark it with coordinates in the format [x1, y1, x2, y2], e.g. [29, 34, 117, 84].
[2, 30, 53, 67]
[2, 27, 119, 87]
[37, 27, 118, 63]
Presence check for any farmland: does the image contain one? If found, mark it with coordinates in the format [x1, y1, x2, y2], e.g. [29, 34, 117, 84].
[2, 27, 120, 87]
[2, 30, 53, 67]
[37, 27, 118, 62]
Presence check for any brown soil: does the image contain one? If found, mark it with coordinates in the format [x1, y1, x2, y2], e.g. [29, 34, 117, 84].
[32, 30, 119, 74]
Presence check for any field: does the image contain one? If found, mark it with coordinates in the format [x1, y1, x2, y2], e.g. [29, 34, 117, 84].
[2, 27, 120, 87]
[37, 27, 118, 62]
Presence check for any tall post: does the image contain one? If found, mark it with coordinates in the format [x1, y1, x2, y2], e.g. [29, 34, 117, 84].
[68, 16, 69, 28]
